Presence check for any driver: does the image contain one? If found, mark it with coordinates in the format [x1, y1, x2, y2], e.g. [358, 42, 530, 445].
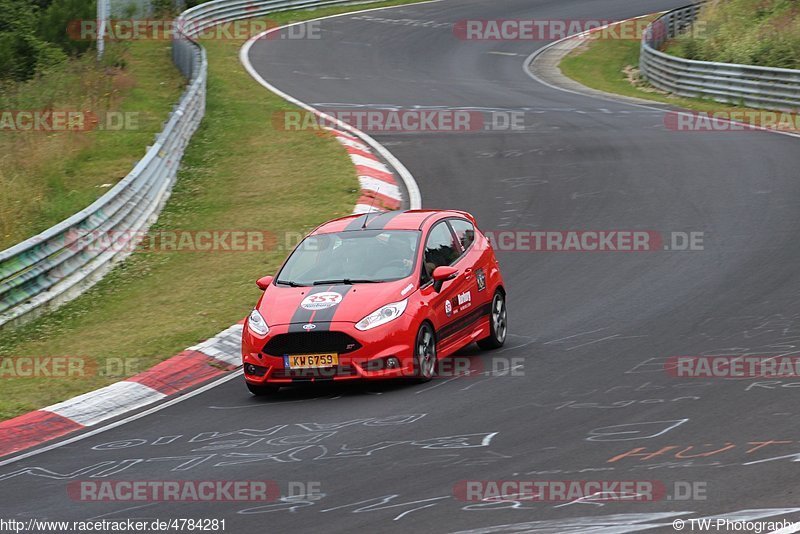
[385, 233, 414, 270]
[367, 233, 414, 279]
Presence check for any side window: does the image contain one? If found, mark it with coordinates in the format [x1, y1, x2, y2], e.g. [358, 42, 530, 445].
[449, 219, 475, 251]
[421, 222, 460, 283]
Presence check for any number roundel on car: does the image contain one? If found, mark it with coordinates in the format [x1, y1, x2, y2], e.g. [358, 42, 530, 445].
[300, 292, 343, 310]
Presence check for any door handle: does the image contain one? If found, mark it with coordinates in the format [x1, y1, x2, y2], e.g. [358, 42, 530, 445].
[463, 268, 473, 281]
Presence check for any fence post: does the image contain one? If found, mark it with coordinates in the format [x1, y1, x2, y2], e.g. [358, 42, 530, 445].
[97, 0, 109, 60]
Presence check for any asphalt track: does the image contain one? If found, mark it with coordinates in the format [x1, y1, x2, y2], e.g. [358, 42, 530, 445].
[3, 1, 800, 532]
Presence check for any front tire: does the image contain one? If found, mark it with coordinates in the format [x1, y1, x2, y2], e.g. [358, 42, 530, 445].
[478, 290, 507, 350]
[413, 322, 437, 382]
[246, 382, 279, 396]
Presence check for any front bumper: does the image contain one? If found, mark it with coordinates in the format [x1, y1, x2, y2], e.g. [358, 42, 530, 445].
[241, 316, 417, 385]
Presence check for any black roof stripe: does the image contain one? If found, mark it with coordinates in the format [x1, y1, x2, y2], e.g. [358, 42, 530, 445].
[364, 210, 405, 230]
[344, 212, 381, 231]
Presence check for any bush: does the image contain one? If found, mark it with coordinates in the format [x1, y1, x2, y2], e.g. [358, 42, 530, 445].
[151, 0, 177, 17]
[0, 0, 43, 81]
[0, 0, 96, 82]
[37, 0, 96, 56]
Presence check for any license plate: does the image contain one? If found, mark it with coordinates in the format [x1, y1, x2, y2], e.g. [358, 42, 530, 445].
[285, 353, 339, 369]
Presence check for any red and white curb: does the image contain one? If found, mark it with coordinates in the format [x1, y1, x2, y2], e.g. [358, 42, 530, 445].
[0, 121, 409, 463]
[0, 131, 409, 461]
[326, 128, 403, 213]
[0, 323, 245, 457]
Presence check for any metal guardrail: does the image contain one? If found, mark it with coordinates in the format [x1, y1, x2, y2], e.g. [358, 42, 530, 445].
[0, 0, 361, 329]
[640, 3, 800, 112]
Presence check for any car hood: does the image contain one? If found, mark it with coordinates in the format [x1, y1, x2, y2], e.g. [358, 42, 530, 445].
[259, 279, 416, 326]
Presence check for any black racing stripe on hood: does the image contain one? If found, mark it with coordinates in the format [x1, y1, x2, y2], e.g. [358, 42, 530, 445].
[344, 212, 381, 231]
[287, 285, 353, 333]
[365, 210, 404, 230]
[310, 285, 353, 330]
[287, 286, 336, 332]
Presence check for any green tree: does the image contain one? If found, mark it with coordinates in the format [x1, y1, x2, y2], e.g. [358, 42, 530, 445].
[37, 0, 97, 56]
[0, 0, 46, 80]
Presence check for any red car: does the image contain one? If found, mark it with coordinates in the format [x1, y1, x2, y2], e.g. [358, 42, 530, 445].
[241, 209, 507, 395]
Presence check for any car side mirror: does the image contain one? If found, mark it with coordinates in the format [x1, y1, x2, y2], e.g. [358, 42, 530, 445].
[432, 266, 458, 293]
[256, 276, 274, 290]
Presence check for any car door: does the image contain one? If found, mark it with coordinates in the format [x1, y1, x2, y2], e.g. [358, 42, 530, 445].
[448, 218, 491, 309]
[418, 220, 474, 354]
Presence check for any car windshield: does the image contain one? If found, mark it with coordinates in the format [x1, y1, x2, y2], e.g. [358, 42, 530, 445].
[276, 230, 420, 286]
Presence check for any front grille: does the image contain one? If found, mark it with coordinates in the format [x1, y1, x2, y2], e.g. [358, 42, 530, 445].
[263, 331, 362, 356]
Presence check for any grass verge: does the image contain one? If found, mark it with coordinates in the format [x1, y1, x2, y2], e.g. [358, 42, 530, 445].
[0, 0, 427, 421]
[664, 0, 800, 70]
[0, 42, 185, 250]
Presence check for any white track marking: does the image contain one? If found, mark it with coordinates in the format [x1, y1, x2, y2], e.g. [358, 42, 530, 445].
[544, 327, 609, 345]
[0, 371, 243, 468]
[88, 503, 158, 521]
[769, 522, 800, 534]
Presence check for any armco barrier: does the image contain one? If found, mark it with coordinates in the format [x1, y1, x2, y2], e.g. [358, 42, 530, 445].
[0, 0, 370, 329]
[640, 3, 800, 112]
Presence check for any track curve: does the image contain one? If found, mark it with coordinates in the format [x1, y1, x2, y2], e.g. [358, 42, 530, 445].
[2, 1, 800, 532]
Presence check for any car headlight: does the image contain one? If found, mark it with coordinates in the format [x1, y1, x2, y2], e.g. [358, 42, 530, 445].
[248, 309, 269, 336]
[356, 299, 408, 331]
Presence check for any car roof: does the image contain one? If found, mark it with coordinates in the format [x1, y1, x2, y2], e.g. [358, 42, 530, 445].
[311, 210, 475, 235]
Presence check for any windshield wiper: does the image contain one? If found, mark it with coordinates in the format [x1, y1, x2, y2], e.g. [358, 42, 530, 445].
[312, 279, 382, 285]
[275, 279, 306, 287]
